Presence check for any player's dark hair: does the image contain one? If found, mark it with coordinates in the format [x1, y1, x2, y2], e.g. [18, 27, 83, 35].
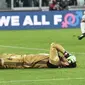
[67, 62, 77, 68]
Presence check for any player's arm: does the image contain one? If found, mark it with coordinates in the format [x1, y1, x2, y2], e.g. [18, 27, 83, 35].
[59, 57, 69, 67]
[81, 19, 85, 22]
[60, 61, 69, 67]
[81, 16, 85, 22]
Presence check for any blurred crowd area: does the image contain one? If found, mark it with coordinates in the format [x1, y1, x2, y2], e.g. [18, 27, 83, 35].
[0, 0, 85, 10]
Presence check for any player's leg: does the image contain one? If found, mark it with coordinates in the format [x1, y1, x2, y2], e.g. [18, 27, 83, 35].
[78, 22, 85, 40]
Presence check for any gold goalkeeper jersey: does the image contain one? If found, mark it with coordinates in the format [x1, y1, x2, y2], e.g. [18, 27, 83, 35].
[0, 54, 49, 68]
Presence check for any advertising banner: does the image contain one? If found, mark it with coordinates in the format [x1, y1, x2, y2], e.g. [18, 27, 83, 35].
[0, 10, 83, 30]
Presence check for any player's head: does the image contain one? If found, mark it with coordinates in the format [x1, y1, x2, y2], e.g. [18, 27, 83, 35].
[52, 0, 57, 4]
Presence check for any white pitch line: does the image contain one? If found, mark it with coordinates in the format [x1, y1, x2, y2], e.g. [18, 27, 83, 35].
[0, 78, 84, 84]
[71, 52, 85, 55]
[0, 45, 49, 52]
[0, 45, 85, 55]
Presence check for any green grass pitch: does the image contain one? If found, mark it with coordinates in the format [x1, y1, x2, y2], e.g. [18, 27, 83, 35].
[0, 28, 85, 85]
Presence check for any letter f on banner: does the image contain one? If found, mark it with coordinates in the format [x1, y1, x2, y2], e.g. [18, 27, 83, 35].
[54, 15, 62, 25]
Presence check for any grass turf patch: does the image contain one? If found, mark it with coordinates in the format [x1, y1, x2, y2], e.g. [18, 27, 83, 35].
[0, 28, 85, 85]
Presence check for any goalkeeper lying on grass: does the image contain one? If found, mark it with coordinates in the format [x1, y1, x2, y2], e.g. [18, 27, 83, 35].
[0, 43, 76, 69]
